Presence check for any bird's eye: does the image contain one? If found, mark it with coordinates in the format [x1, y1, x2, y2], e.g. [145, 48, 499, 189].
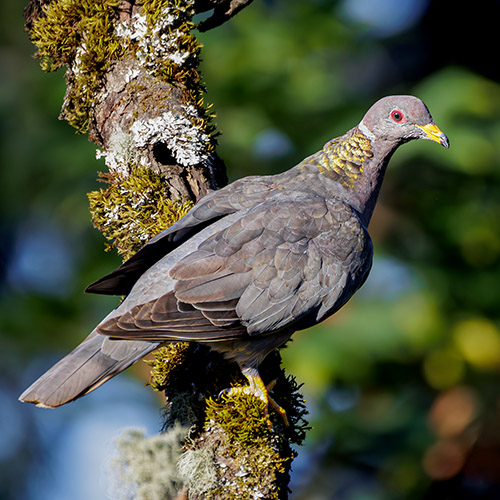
[390, 109, 405, 123]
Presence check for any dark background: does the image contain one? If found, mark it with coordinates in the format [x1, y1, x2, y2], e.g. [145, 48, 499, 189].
[2, 1, 500, 498]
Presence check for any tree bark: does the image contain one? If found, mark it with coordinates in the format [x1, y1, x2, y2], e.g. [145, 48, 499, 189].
[25, 1, 307, 498]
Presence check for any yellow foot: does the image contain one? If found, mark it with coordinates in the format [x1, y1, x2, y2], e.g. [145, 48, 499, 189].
[223, 375, 289, 428]
[266, 380, 289, 427]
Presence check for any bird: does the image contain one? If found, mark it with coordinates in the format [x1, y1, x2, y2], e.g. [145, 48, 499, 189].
[19, 95, 449, 412]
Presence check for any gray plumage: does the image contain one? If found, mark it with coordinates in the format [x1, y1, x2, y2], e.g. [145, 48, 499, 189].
[19, 95, 449, 408]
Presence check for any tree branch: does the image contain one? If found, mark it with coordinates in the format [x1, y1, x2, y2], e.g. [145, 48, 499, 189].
[25, 0, 308, 498]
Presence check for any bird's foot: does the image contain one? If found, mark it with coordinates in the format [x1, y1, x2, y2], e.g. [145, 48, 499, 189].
[222, 375, 289, 428]
[266, 379, 289, 427]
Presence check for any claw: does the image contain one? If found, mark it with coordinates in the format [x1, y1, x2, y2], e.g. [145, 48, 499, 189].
[223, 373, 289, 427]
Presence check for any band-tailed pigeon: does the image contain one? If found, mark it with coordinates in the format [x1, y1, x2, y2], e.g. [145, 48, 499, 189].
[19, 95, 449, 411]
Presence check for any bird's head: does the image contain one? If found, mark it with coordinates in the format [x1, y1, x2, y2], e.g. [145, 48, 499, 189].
[359, 95, 449, 148]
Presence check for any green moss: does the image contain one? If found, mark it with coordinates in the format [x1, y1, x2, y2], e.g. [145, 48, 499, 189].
[205, 391, 272, 445]
[269, 370, 310, 448]
[136, 0, 219, 152]
[30, 0, 124, 133]
[147, 343, 191, 391]
[198, 392, 288, 500]
[88, 166, 194, 260]
[141, 344, 310, 498]
[140, 0, 201, 79]
[194, 354, 309, 498]
[29, 0, 218, 149]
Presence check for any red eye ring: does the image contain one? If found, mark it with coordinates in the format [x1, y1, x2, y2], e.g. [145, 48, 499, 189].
[390, 109, 405, 123]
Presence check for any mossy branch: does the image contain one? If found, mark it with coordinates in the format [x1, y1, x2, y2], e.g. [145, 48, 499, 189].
[25, 0, 308, 498]
[147, 347, 309, 499]
[88, 167, 194, 260]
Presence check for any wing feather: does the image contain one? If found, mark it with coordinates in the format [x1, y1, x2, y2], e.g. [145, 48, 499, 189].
[95, 196, 372, 344]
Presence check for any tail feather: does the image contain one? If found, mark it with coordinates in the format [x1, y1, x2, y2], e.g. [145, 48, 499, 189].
[19, 331, 159, 408]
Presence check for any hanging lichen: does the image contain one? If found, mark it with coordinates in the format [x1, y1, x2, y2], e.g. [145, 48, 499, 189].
[88, 167, 194, 260]
[112, 427, 188, 500]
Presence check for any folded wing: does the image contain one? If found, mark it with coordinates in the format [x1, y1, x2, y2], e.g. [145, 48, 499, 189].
[97, 197, 372, 342]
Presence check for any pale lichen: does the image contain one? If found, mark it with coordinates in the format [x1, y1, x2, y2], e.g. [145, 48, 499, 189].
[130, 107, 211, 166]
[28, 0, 216, 148]
[88, 167, 194, 259]
[96, 128, 141, 176]
[113, 0, 217, 165]
[115, 8, 192, 71]
[148, 346, 310, 500]
[184, 392, 287, 500]
[111, 426, 189, 500]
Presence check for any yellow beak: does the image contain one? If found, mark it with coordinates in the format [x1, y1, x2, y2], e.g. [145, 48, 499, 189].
[415, 122, 449, 148]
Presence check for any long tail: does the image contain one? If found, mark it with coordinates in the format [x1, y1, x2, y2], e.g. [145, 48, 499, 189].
[19, 331, 159, 408]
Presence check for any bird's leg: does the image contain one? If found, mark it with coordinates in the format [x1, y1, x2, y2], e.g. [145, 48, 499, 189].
[264, 379, 289, 427]
[224, 367, 289, 427]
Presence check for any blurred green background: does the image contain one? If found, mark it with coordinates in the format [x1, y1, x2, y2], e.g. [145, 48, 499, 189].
[2, 1, 500, 499]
